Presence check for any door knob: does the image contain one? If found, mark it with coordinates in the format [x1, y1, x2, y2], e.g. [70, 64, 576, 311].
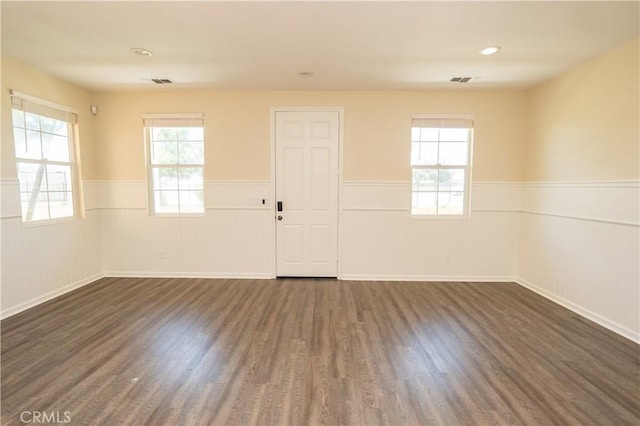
[277, 215, 283, 221]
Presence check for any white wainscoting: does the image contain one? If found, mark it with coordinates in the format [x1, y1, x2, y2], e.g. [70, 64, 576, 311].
[1, 180, 102, 319]
[91, 180, 274, 211]
[340, 182, 520, 281]
[99, 181, 275, 278]
[1, 179, 22, 220]
[2, 178, 638, 344]
[97, 180, 519, 281]
[516, 181, 640, 343]
[520, 181, 639, 226]
[101, 209, 275, 278]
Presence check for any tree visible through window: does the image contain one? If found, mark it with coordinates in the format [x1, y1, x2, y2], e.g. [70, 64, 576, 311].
[144, 115, 205, 214]
[11, 92, 80, 222]
[411, 115, 473, 216]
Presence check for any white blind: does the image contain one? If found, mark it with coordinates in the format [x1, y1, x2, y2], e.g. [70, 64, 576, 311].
[11, 91, 78, 124]
[143, 113, 204, 128]
[411, 115, 473, 129]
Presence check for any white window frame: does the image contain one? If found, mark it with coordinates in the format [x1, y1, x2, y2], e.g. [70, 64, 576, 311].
[10, 90, 83, 224]
[143, 113, 205, 216]
[410, 114, 474, 218]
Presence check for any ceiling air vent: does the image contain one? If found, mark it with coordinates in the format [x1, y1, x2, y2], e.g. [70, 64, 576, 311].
[450, 77, 472, 83]
[151, 78, 174, 84]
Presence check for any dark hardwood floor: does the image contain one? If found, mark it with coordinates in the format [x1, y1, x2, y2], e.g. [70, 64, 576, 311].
[1, 277, 638, 425]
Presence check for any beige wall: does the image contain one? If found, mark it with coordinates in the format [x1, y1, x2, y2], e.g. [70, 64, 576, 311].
[525, 39, 640, 182]
[1, 57, 96, 180]
[90, 90, 527, 182]
[2, 57, 527, 183]
[5, 37, 637, 185]
[4, 40, 637, 184]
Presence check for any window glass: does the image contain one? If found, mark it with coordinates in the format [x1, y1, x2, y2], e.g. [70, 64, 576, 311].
[146, 120, 204, 214]
[11, 102, 79, 223]
[410, 117, 472, 217]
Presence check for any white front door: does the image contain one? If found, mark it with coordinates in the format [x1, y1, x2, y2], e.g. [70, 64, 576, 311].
[275, 111, 340, 277]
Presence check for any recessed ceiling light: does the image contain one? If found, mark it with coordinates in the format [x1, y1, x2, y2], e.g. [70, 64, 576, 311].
[297, 71, 314, 78]
[131, 47, 153, 57]
[480, 46, 501, 56]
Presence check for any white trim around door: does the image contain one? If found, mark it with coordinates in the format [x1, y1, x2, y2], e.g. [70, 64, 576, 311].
[270, 107, 344, 278]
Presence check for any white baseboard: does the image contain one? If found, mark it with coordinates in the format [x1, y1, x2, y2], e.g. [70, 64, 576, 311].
[515, 277, 639, 344]
[339, 274, 517, 282]
[104, 271, 275, 280]
[1, 271, 273, 320]
[1, 272, 105, 320]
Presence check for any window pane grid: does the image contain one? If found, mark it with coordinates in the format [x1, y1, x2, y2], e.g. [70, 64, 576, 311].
[12, 108, 76, 222]
[411, 127, 469, 167]
[147, 125, 205, 214]
[411, 123, 471, 216]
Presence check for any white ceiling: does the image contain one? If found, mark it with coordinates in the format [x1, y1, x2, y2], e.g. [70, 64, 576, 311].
[2, 1, 638, 91]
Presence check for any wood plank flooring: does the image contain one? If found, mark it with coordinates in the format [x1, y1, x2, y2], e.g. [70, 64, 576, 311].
[2, 278, 639, 425]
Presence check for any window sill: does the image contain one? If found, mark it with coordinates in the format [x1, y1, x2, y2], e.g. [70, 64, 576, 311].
[148, 212, 206, 218]
[20, 215, 85, 228]
[409, 213, 470, 221]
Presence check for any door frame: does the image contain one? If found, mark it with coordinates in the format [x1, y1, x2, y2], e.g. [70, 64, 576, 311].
[270, 106, 344, 278]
